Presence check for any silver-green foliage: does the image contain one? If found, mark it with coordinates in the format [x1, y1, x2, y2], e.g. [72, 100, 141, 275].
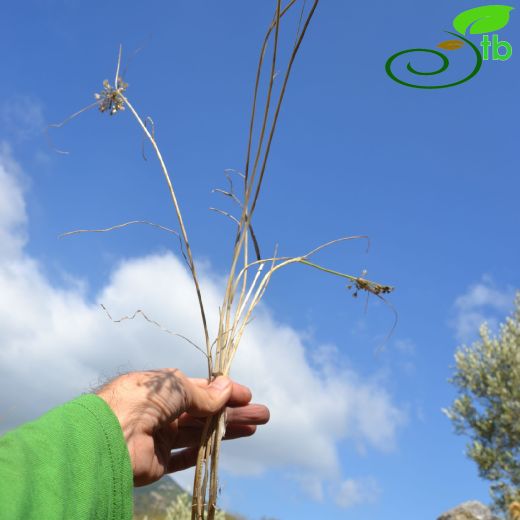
[445, 293, 520, 513]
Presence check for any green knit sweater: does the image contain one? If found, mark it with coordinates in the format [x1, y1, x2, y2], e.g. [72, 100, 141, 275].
[0, 394, 133, 519]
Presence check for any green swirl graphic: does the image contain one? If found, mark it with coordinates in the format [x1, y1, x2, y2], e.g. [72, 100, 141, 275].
[385, 32, 483, 89]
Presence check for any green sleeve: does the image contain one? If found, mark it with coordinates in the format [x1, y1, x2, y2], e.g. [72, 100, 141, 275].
[0, 394, 133, 519]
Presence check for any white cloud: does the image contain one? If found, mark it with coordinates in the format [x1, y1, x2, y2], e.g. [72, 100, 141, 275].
[333, 477, 380, 509]
[0, 148, 405, 505]
[291, 474, 324, 502]
[394, 338, 415, 356]
[0, 143, 28, 258]
[452, 277, 515, 342]
[0, 96, 45, 142]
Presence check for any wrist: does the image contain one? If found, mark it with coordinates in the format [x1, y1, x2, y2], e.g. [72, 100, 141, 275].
[96, 375, 145, 443]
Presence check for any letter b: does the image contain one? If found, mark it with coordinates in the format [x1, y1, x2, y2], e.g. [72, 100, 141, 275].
[492, 34, 513, 61]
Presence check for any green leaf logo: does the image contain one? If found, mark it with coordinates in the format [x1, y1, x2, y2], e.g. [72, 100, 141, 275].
[453, 5, 514, 35]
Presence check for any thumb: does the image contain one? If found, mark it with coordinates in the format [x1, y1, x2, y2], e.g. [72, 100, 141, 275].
[187, 376, 233, 416]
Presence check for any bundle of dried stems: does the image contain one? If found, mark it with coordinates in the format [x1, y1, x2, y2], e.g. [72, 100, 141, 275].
[51, 1, 393, 518]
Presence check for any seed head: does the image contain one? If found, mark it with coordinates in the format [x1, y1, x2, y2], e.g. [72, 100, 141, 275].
[95, 77, 128, 115]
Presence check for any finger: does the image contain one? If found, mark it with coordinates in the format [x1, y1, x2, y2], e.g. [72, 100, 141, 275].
[225, 404, 270, 425]
[185, 376, 233, 416]
[167, 447, 199, 473]
[171, 424, 258, 449]
[223, 424, 257, 440]
[177, 404, 270, 428]
[189, 378, 252, 407]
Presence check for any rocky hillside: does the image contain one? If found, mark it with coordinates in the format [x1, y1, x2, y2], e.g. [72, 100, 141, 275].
[133, 477, 245, 520]
[133, 477, 184, 519]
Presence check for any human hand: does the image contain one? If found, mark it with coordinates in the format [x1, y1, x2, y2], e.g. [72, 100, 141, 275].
[96, 369, 269, 486]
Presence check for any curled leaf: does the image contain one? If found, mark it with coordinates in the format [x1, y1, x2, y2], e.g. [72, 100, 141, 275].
[437, 39, 465, 51]
[453, 5, 514, 35]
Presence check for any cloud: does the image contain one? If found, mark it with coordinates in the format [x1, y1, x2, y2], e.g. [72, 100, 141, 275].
[0, 148, 404, 505]
[333, 477, 380, 509]
[394, 338, 415, 356]
[291, 474, 324, 502]
[0, 96, 45, 142]
[0, 143, 28, 258]
[451, 277, 515, 342]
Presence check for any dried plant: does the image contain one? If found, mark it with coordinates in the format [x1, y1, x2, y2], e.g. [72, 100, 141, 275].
[51, 1, 394, 518]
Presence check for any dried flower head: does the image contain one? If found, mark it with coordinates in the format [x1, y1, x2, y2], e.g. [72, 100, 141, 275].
[347, 277, 394, 298]
[95, 77, 128, 115]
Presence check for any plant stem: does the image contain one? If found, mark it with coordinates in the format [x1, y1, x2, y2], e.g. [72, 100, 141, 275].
[121, 94, 212, 372]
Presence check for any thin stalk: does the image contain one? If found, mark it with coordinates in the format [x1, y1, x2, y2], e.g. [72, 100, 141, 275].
[245, 0, 282, 199]
[121, 95, 212, 372]
[221, 1, 320, 352]
[249, 0, 319, 217]
[193, 2, 324, 518]
[218, 0, 283, 355]
[300, 259, 393, 295]
[244, 0, 299, 184]
[299, 259, 363, 283]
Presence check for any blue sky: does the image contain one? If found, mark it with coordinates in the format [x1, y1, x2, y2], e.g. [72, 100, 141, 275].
[0, 1, 519, 519]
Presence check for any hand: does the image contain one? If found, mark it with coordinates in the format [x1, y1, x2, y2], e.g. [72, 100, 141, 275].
[96, 369, 269, 486]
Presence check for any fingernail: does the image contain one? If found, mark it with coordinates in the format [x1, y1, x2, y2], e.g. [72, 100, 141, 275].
[211, 376, 231, 391]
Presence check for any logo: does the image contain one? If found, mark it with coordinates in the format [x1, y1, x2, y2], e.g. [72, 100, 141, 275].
[386, 5, 514, 89]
